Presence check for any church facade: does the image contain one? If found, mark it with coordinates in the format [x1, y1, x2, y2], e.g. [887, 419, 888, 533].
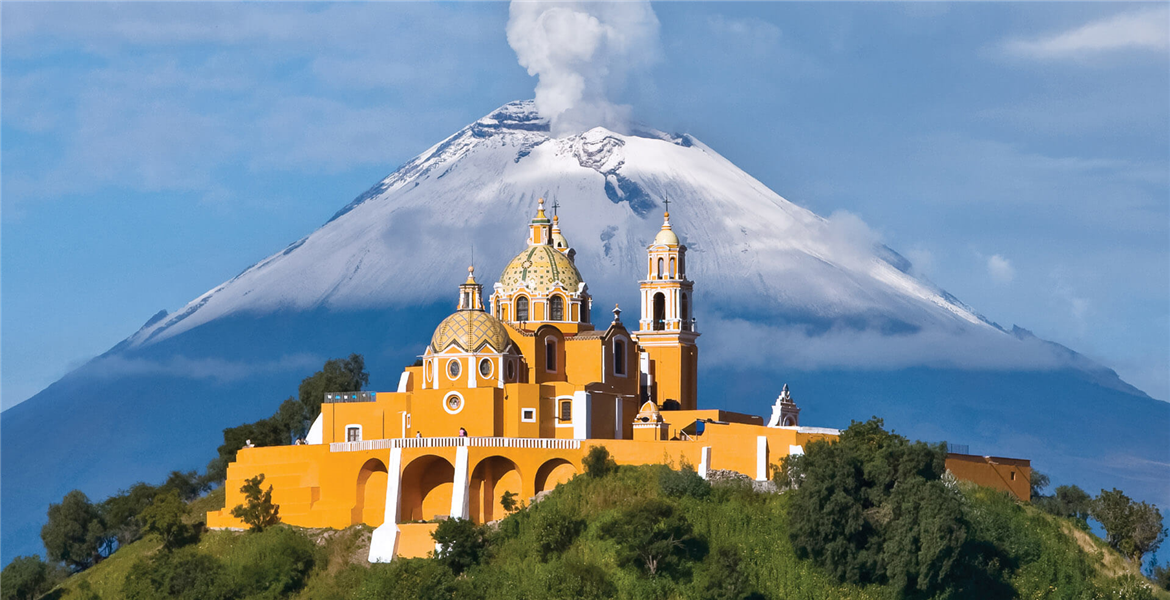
[206, 200, 1030, 561]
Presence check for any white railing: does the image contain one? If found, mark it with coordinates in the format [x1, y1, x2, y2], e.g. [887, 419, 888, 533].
[329, 436, 581, 453]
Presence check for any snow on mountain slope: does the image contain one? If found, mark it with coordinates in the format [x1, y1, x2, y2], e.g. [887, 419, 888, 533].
[130, 100, 994, 353]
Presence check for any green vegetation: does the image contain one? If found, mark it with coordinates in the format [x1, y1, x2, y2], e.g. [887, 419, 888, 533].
[11, 358, 1169, 599]
[230, 475, 281, 533]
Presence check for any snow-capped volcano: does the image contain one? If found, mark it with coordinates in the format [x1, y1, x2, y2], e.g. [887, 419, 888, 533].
[133, 100, 992, 352]
[5, 100, 1165, 564]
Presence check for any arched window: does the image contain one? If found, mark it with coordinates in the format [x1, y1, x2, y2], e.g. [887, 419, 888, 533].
[657, 257, 664, 279]
[614, 340, 626, 375]
[653, 293, 665, 330]
[545, 338, 557, 372]
[494, 299, 500, 318]
[516, 297, 529, 322]
[669, 257, 676, 279]
[550, 296, 564, 321]
[680, 293, 689, 324]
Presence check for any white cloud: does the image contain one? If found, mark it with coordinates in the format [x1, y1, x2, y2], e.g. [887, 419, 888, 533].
[1004, 7, 1169, 60]
[987, 254, 1015, 284]
[707, 15, 782, 54]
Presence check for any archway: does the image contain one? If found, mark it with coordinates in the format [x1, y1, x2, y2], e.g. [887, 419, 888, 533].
[653, 293, 665, 330]
[535, 458, 577, 494]
[353, 458, 388, 526]
[399, 455, 455, 522]
[469, 456, 522, 524]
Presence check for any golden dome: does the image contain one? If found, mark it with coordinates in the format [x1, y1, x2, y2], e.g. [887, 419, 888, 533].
[498, 244, 584, 296]
[653, 212, 680, 246]
[430, 309, 512, 353]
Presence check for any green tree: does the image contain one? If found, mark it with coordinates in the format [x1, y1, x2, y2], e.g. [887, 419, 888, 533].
[1093, 489, 1167, 564]
[432, 517, 486, 575]
[599, 498, 706, 577]
[161, 470, 209, 503]
[0, 555, 57, 600]
[532, 504, 585, 560]
[1029, 470, 1050, 500]
[99, 482, 159, 550]
[41, 490, 108, 570]
[500, 490, 519, 514]
[141, 489, 193, 550]
[298, 354, 369, 421]
[582, 445, 616, 479]
[1037, 485, 1093, 527]
[786, 418, 967, 596]
[231, 474, 280, 532]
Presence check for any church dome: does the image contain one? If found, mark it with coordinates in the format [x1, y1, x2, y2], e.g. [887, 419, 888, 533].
[430, 309, 512, 353]
[498, 244, 584, 296]
[653, 212, 680, 246]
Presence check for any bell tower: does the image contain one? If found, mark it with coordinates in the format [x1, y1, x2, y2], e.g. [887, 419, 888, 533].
[634, 209, 699, 410]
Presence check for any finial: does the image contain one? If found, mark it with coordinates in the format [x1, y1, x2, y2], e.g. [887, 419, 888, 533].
[552, 198, 560, 217]
[613, 303, 622, 323]
[534, 197, 548, 220]
[465, 265, 477, 284]
[663, 197, 671, 214]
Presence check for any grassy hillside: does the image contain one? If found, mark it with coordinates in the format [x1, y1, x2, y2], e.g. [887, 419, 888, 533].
[37, 463, 1166, 600]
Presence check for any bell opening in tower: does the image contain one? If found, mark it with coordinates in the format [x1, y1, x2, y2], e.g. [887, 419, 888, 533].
[653, 293, 665, 330]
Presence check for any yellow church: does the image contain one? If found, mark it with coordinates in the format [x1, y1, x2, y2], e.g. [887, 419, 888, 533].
[207, 199, 1031, 561]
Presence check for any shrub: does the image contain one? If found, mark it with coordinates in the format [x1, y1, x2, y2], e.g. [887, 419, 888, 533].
[599, 498, 706, 577]
[432, 518, 486, 575]
[1150, 562, 1170, 591]
[231, 474, 280, 532]
[500, 490, 519, 514]
[532, 504, 585, 560]
[1, 555, 58, 600]
[546, 558, 616, 599]
[357, 558, 455, 600]
[692, 547, 761, 600]
[787, 417, 967, 596]
[582, 446, 616, 479]
[658, 463, 710, 500]
[122, 547, 237, 600]
[232, 526, 319, 598]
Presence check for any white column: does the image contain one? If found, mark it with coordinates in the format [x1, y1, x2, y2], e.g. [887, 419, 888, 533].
[698, 446, 712, 480]
[467, 356, 475, 388]
[572, 391, 592, 439]
[369, 447, 403, 563]
[449, 445, 470, 520]
[756, 436, 769, 481]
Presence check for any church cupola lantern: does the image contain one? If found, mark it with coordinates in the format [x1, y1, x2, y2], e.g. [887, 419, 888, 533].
[458, 266, 484, 311]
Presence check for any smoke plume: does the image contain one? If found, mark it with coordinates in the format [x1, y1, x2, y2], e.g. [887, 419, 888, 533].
[506, 0, 660, 137]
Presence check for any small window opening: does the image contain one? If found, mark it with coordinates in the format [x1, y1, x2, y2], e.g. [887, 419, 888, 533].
[561, 400, 572, 421]
[517, 297, 529, 321]
[550, 296, 564, 321]
[346, 427, 361, 442]
[614, 340, 626, 375]
[545, 338, 557, 372]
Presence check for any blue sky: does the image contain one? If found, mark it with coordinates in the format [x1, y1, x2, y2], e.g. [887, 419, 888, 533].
[3, 2, 1167, 407]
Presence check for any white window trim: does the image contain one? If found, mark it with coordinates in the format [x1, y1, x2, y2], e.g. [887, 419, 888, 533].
[447, 357, 462, 380]
[345, 424, 363, 442]
[521, 408, 536, 423]
[478, 357, 494, 379]
[443, 391, 465, 415]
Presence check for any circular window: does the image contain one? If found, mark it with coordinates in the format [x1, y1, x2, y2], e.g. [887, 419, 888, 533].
[479, 357, 492, 378]
[424, 360, 432, 382]
[506, 360, 515, 381]
[443, 393, 464, 415]
[447, 359, 461, 379]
